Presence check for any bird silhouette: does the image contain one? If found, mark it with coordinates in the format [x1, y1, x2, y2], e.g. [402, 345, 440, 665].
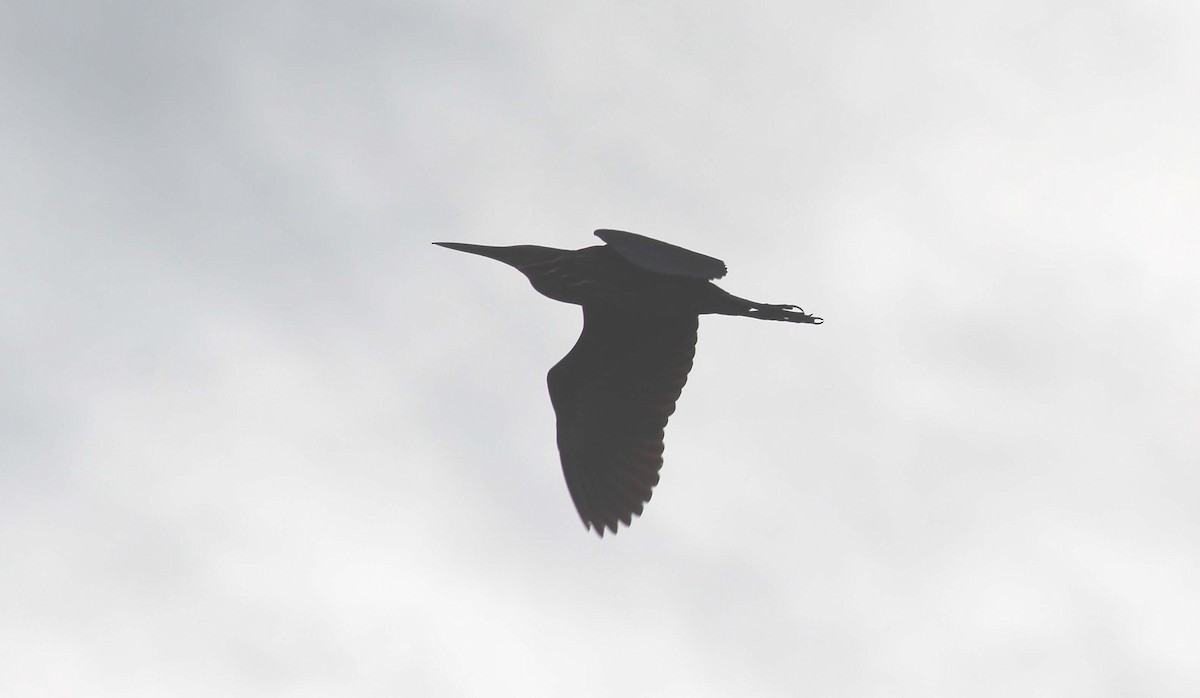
[435, 229, 821, 536]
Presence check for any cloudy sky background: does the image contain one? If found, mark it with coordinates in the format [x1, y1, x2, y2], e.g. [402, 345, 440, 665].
[3, 1, 1199, 695]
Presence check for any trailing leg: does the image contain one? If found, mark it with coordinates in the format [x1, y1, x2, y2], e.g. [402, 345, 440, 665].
[709, 288, 822, 324]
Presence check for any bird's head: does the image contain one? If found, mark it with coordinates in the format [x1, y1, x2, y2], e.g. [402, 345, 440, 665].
[433, 242, 569, 276]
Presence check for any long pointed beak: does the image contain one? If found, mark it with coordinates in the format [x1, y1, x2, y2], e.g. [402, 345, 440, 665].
[434, 244, 523, 269]
[433, 241, 513, 263]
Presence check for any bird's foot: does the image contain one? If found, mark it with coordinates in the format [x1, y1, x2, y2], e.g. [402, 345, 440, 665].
[750, 303, 822, 324]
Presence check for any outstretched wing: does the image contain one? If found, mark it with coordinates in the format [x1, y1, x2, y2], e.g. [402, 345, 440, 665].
[547, 307, 699, 536]
[595, 229, 727, 280]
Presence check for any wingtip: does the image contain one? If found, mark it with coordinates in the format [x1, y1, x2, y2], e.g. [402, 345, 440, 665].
[584, 518, 624, 539]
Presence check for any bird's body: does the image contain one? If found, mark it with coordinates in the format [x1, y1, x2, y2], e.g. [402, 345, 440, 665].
[517, 244, 711, 312]
[435, 230, 821, 536]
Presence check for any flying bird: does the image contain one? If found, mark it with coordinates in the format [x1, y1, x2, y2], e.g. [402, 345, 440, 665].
[435, 229, 821, 536]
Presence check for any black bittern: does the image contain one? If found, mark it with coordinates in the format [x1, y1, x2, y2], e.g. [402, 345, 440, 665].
[435, 229, 821, 537]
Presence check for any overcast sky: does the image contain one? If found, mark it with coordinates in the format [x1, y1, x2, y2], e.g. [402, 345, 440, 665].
[3, 1, 1199, 696]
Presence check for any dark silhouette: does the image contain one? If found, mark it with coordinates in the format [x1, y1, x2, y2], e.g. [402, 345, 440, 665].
[435, 229, 821, 536]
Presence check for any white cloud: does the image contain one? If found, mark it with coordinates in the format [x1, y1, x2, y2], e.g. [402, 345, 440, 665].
[2, 1, 1199, 695]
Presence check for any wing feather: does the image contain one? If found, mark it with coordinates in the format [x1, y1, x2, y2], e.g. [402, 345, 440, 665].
[595, 229, 727, 280]
[547, 307, 698, 536]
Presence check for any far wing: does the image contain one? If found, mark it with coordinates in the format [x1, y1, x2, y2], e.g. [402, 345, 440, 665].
[595, 229, 727, 280]
[547, 307, 699, 536]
